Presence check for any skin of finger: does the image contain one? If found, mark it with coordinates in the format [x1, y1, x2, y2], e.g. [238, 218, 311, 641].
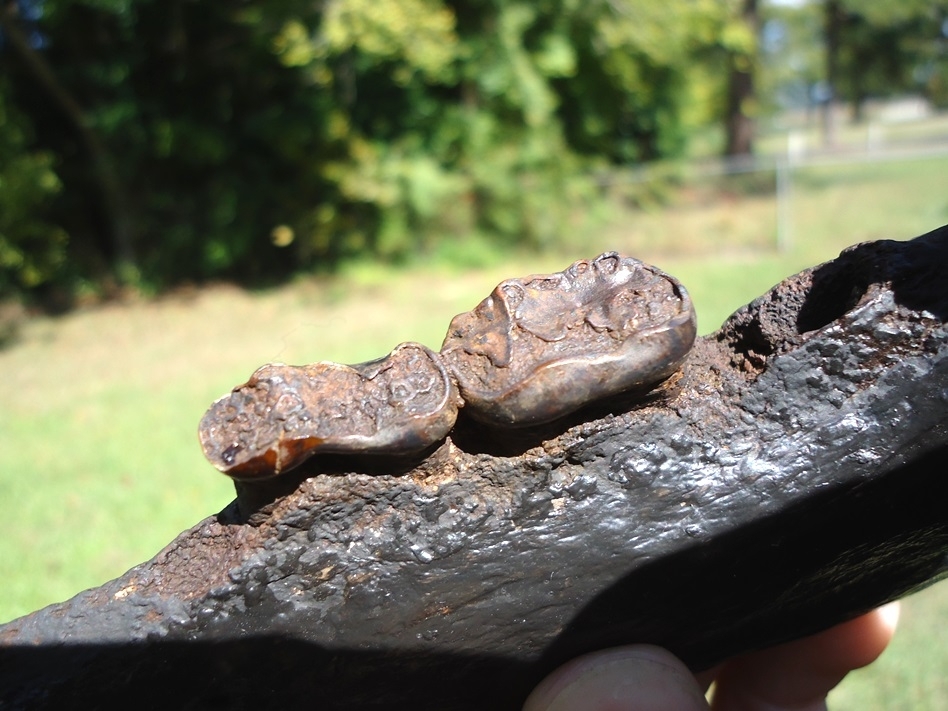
[522, 645, 709, 711]
[710, 602, 900, 711]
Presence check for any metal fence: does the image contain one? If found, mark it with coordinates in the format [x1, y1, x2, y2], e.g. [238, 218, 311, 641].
[594, 120, 948, 254]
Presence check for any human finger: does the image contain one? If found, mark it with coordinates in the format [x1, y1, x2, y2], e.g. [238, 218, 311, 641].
[523, 644, 709, 711]
[710, 602, 900, 711]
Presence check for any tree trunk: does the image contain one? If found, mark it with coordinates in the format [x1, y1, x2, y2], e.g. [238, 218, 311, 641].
[821, 0, 845, 148]
[0, 1, 136, 273]
[724, 0, 759, 157]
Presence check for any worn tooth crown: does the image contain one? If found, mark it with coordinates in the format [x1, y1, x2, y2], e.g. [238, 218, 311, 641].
[198, 343, 459, 480]
[439, 252, 697, 426]
[199, 254, 696, 479]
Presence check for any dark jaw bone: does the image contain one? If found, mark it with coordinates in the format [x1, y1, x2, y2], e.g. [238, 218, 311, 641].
[2, 226, 948, 710]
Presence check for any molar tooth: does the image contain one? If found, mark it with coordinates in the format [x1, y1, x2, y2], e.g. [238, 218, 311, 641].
[198, 343, 459, 480]
[440, 253, 696, 427]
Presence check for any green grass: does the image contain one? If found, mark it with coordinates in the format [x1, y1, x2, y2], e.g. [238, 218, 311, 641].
[1, 148, 947, 708]
[829, 583, 948, 711]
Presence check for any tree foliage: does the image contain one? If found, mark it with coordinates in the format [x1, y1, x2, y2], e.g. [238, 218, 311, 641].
[0, 80, 68, 295]
[834, 0, 948, 117]
[760, 0, 948, 120]
[0, 0, 944, 301]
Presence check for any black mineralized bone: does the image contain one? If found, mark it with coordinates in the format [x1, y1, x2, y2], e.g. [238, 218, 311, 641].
[2, 227, 947, 710]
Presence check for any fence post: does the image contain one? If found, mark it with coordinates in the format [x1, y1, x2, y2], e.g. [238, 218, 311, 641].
[776, 131, 804, 253]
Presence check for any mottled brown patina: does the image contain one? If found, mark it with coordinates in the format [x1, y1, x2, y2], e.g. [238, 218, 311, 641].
[199, 253, 696, 479]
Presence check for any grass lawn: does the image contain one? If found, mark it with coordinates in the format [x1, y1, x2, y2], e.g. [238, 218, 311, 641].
[1, 151, 946, 708]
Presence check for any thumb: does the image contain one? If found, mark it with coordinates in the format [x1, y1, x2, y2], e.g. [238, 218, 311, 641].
[523, 645, 709, 711]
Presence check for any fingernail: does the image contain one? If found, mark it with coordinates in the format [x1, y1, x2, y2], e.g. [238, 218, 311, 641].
[877, 601, 900, 636]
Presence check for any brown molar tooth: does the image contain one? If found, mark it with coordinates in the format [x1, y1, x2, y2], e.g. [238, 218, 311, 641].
[198, 342, 460, 480]
[440, 252, 697, 426]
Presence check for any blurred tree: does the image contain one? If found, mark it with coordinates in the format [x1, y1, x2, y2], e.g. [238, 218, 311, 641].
[723, 0, 760, 156]
[0, 0, 734, 299]
[817, 0, 948, 143]
[547, 0, 726, 162]
[837, 0, 948, 121]
[2, 0, 333, 288]
[757, 0, 824, 114]
[0, 77, 68, 298]
[276, 0, 731, 259]
[821, 0, 843, 145]
[757, 0, 946, 144]
[0, 0, 133, 276]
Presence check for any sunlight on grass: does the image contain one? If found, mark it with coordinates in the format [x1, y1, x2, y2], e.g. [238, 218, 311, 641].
[1, 150, 947, 710]
[829, 583, 948, 711]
